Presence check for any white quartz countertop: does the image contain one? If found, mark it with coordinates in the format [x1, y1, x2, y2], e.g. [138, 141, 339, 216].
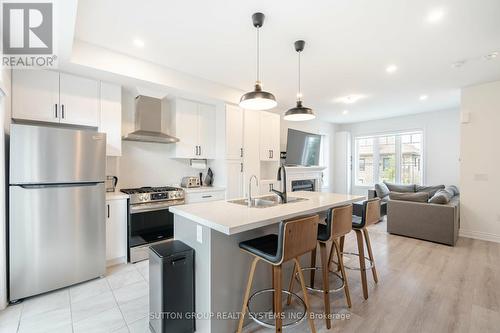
[169, 191, 365, 235]
[182, 186, 226, 194]
[105, 191, 129, 200]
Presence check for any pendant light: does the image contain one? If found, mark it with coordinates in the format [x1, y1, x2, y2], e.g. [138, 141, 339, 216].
[239, 12, 277, 110]
[284, 40, 316, 121]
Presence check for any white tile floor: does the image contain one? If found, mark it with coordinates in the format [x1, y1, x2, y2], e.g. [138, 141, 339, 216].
[0, 260, 152, 333]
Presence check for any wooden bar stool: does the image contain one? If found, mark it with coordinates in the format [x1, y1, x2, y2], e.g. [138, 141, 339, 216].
[237, 215, 319, 333]
[336, 198, 380, 300]
[287, 205, 353, 330]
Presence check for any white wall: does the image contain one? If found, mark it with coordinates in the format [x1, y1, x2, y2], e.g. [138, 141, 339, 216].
[0, 68, 11, 309]
[460, 80, 500, 243]
[338, 108, 460, 195]
[280, 117, 338, 190]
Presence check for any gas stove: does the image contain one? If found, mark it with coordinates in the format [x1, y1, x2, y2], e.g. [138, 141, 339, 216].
[121, 186, 185, 205]
[121, 186, 185, 263]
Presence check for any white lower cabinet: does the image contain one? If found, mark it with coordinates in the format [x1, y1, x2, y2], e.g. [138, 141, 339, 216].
[185, 189, 225, 204]
[105, 198, 128, 265]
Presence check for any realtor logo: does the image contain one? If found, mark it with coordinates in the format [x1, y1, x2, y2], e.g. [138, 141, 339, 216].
[2, 1, 56, 67]
[3, 2, 53, 54]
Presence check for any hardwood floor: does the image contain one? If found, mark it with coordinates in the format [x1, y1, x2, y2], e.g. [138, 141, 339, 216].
[244, 219, 500, 333]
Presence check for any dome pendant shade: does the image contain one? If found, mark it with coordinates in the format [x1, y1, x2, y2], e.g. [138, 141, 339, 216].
[284, 100, 316, 121]
[239, 12, 277, 111]
[284, 40, 315, 121]
[240, 82, 277, 110]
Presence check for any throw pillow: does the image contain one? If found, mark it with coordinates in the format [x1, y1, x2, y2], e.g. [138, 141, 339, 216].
[389, 191, 429, 202]
[416, 185, 445, 197]
[447, 185, 460, 196]
[429, 189, 453, 204]
[384, 181, 416, 193]
[374, 182, 390, 199]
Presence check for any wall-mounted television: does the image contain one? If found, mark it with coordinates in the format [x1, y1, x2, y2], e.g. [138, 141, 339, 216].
[285, 129, 322, 166]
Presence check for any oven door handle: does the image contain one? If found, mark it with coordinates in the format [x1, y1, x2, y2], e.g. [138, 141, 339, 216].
[130, 200, 184, 214]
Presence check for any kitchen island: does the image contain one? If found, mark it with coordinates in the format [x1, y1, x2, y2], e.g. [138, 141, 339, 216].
[169, 191, 364, 333]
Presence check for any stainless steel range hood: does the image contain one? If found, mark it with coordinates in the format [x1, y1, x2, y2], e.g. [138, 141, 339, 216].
[123, 95, 179, 144]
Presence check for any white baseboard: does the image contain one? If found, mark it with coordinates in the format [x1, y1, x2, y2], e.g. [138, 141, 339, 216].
[106, 256, 127, 267]
[459, 229, 500, 244]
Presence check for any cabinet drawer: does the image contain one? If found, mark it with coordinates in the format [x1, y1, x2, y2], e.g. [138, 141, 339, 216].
[185, 191, 225, 204]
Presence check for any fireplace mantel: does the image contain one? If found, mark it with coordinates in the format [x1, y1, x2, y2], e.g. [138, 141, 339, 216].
[285, 166, 326, 192]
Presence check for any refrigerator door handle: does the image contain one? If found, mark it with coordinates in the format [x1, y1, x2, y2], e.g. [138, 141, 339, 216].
[17, 183, 102, 189]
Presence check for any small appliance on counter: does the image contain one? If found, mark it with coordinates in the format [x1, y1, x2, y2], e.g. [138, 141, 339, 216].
[181, 176, 201, 188]
[204, 168, 214, 186]
[106, 175, 118, 192]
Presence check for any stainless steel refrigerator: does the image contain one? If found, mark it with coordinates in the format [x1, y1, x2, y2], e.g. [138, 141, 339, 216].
[9, 124, 107, 301]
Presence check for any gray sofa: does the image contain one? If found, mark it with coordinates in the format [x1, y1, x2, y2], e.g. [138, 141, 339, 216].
[369, 182, 460, 246]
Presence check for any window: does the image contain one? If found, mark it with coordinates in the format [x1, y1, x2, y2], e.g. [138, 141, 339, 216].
[359, 158, 366, 171]
[355, 131, 423, 186]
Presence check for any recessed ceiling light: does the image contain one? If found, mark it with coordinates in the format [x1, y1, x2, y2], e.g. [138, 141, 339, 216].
[133, 39, 145, 48]
[427, 8, 445, 23]
[386, 65, 398, 73]
[335, 94, 366, 104]
[419, 95, 428, 101]
[342, 110, 349, 115]
[484, 52, 498, 60]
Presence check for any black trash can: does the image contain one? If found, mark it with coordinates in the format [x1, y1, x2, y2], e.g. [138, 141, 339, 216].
[149, 241, 195, 333]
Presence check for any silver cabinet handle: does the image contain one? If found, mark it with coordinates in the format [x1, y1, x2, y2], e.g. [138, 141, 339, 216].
[107, 204, 110, 219]
[199, 146, 202, 156]
[201, 195, 213, 199]
[271, 150, 273, 159]
[240, 148, 243, 158]
[54, 104, 58, 118]
[240, 163, 243, 172]
[61, 104, 65, 119]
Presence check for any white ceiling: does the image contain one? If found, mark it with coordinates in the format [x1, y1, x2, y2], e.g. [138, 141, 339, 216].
[75, 0, 500, 123]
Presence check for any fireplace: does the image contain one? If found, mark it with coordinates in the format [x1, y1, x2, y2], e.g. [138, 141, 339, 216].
[285, 166, 326, 193]
[291, 179, 315, 192]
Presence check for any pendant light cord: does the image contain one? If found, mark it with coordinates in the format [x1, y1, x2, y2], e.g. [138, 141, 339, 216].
[256, 27, 260, 83]
[298, 51, 301, 101]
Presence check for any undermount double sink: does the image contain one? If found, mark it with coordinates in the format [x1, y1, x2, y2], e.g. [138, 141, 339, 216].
[228, 194, 308, 208]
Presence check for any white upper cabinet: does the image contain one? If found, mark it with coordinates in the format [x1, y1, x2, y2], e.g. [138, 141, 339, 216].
[171, 99, 199, 158]
[59, 73, 100, 127]
[12, 70, 60, 123]
[169, 98, 216, 159]
[197, 103, 216, 159]
[99, 82, 122, 156]
[12, 70, 100, 127]
[259, 111, 280, 161]
[225, 104, 244, 160]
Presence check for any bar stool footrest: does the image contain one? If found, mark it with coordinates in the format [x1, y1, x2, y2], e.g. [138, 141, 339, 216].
[247, 288, 307, 329]
[332, 251, 374, 271]
[295, 267, 345, 293]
